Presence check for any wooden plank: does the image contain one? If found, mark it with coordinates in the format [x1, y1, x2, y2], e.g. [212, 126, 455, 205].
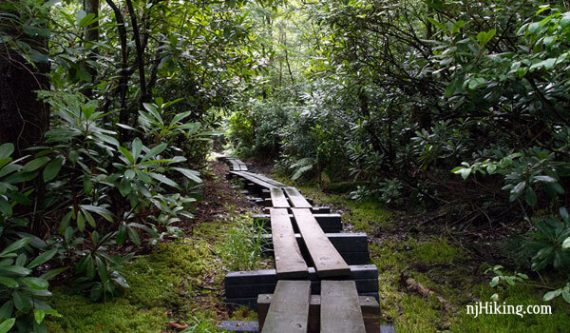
[231, 171, 276, 190]
[230, 160, 240, 171]
[292, 209, 350, 277]
[245, 172, 284, 187]
[284, 187, 312, 208]
[258, 294, 379, 333]
[270, 188, 290, 208]
[270, 209, 308, 278]
[321, 280, 366, 333]
[261, 280, 311, 333]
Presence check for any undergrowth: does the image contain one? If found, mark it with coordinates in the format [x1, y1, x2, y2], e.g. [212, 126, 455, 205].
[47, 208, 262, 332]
[278, 178, 570, 333]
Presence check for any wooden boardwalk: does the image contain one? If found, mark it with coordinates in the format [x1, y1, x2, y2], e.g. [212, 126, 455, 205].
[218, 156, 389, 333]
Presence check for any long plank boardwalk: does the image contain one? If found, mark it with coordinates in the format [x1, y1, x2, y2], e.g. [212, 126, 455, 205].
[218, 156, 383, 333]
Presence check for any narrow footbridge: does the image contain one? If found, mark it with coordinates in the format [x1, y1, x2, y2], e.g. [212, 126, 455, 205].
[218, 157, 394, 333]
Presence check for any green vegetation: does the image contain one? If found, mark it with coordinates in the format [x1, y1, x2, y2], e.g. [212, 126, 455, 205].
[45, 212, 261, 332]
[1, 0, 570, 332]
[312, 191, 569, 333]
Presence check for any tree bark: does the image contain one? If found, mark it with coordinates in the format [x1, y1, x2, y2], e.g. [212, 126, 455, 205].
[82, 0, 99, 98]
[0, 2, 50, 155]
[105, 0, 130, 137]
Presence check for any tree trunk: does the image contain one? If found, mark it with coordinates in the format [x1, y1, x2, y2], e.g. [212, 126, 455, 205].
[82, 0, 99, 97]
[0, 3, 50, 155]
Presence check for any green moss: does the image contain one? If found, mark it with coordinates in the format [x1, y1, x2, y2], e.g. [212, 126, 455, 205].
[46, 296, 167, 333]
[412, 237, 460, 265]
[292, 182, 570, 333]
[454, 284, 570, 333]
[48, 220, 231, 332]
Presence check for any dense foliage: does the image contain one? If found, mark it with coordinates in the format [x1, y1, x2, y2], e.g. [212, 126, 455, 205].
[1, 0, 570, 331]
[0, 0, 258, 331]
[227, 0, 570, 305]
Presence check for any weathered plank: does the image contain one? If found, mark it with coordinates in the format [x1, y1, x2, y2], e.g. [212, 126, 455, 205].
[292, 208, 350, 277]
[258, 294, 380, 333]
[284, 187, 312, 208]
[231, 171, 276, 190]
[270, 208, 308, 278]
[243, 171, 284, 187]
[230, 159, 241, 171]
[261, 280, 311, 333]
[321, 280, 366, 333]
[270, 188, 290, 208]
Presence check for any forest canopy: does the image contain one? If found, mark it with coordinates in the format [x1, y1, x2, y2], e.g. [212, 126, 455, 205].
[0, 0, 570, 332]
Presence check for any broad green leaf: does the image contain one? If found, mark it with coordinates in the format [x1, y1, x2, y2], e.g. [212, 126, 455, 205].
[451, 166, 471, 180]
[0, 318, 15, 333]
[132, 138, 144, 160]
[77, 212, 85, 232]
[149, 173, 178, 188]
[509, 181, 526, 201]
[43, 157, 64, 182]
[0, 277, 18, 288]
[0, 144, 14, 160]
[476, 29, 496, 46]
[40, 267, 68, 281]
[533, 175, 556, 183]
[27, 248, 57, 269]
[172, 167, 202, 183]
[118, 146, 135, 164]
[0, 238, 30, 257]
[34, 309, 45, 324]
[543, 289, 562, 301]
[0, 200, 12, 217]
[21, 277, 49, 290]
[142, 143, 168, 161]
[0, 302, 12, 321]
[22, 157, 50, 173]
[80, 205, 113, 222]
[0, 265, 32, 276]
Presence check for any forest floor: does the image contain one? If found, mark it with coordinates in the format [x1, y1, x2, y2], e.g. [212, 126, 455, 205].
[47, 159, 568, 333]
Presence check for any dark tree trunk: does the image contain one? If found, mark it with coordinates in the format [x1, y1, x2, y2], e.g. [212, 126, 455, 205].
[0, 4, 50, 155]
[82, 0, 100, 97]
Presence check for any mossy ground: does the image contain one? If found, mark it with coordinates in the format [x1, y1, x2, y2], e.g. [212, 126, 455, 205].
[47, 169, 569, 333]
[47, 210, 261, 333]
[282, 180, 569, 333]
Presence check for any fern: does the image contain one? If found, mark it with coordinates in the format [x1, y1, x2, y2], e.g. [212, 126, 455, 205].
[290, 157, 316, 180]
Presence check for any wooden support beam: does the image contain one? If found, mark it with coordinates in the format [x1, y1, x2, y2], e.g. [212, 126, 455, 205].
[261, 232, 370, 265]
[252, 214, 342, 233]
